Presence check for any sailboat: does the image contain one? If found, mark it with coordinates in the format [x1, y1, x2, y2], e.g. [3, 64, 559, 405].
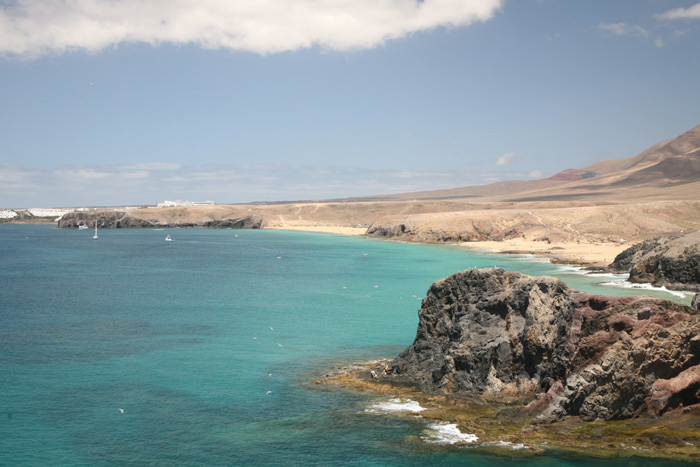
[93, 219, 98, 239]
[165, 234, 172, 242]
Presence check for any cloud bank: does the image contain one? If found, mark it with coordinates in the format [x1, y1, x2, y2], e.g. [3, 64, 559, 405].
[0, 0, 503, 59]
[657, 2, 700, 20]
[598, 22, 648, 38]
[0, 162, 544, 208]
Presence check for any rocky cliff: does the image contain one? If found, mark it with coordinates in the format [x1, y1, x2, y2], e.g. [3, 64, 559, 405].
[608, 230, 700, 292]
[365, 216, 577, 244]
[393, 268, 700, 421]
[58, 211, 263, 230]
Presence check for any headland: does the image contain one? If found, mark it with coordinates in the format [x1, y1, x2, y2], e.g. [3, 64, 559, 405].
[320, 268, 700, 462]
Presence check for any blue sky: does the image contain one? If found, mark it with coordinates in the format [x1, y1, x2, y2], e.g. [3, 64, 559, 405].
[1, 0, 699, 208]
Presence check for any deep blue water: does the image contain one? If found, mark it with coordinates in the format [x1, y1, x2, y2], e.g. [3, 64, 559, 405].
[0, 225, 694, 466]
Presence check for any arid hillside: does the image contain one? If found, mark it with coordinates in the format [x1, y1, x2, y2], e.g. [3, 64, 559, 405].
[340, 123, 700, 203]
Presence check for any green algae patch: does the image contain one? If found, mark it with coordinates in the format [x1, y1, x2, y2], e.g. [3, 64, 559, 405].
[319, 360, 700, 463]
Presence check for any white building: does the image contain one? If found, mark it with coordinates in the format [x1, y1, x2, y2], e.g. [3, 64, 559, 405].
[27, 208, 74, 218]
[0, 210, 18, 219]
[157, 200, 215, 208]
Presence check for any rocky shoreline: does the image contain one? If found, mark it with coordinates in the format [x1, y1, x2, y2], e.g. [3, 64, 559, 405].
[322, 361, 700, 462]
[608, 230, 700, 292]
[57, 211, 263, 230]
[321, 268, 700, 462]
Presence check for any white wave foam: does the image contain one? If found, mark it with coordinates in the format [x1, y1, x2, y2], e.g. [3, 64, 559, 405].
[508, 254, 551, 263]
[585, 272, 629, 279]
[422, 422, 478, 445]
[556, 265, 589, 274]
[550, 263, 690, 300]
[481, 440, 528, 450]
[599, 279, 690, 298]
[365, 398, 426, 414]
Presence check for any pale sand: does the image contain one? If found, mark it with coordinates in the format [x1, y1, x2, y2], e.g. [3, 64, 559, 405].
[462, 238, 633, 268]
[267, 225, 368, 236]
[268, 225, 629, 267]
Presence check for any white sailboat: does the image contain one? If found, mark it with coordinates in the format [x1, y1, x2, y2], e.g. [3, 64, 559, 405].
[165, 234, 172, 242]
[93, 220, 98, 239]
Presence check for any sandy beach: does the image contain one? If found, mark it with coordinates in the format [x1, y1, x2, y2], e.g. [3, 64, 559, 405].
[460, 238, 632, 268]
[267, 224, 368, 236]
[268, 223, 629, 267]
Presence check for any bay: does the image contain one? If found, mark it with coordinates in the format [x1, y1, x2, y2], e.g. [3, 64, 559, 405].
[0, 225, 693, 466]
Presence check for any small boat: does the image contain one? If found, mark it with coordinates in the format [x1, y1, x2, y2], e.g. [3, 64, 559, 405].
[78, 225, 88, 230]
[165, 234, 172, 242]
[93, 221, 98, 239]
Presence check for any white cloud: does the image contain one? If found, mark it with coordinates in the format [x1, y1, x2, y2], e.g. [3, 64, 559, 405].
[0, 161, 553, 207]
[0, 164, 40, 183]
[495, 152, 515, 166]
[54, 168, 113, 180]
[657, 2, 700, 20]
[655, 36, 664, 48]
[114, 162, 183, 171]
[0, 0, 503, 59]
[598, 22, 648, 38]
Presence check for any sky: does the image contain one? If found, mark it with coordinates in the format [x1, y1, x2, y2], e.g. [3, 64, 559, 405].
[1, 0, 699, 208]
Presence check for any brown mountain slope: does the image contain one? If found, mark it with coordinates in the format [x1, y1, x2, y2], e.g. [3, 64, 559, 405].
[581, 140, 669, 175]
[494, 124, 700, 203]
[580, 124, 700, 186]
[344, 124, 700, 204]
[339, 178, 570, 202]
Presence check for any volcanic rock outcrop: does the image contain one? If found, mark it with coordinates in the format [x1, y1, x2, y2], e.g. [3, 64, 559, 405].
[393, 268, 700, 421]
[58, 211, 263, 230]
[608, 230, 700, 292]
[365, 216, 576, 244]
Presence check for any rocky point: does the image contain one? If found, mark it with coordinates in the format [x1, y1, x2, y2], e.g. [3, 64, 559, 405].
[392, 268, 700, 422]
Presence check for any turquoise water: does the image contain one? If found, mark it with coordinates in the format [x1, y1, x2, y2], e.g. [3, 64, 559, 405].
[0, 225, 694, 466]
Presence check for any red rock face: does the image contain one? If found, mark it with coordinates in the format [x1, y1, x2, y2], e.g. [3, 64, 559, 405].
[394, 268, 700, 421]
[549, 169, 597, 181]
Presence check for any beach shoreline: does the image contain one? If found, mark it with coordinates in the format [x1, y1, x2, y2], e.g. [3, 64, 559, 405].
[268, 224, 629, 268]
[267, 224, 368, 236]
[457, 238, 632, 269]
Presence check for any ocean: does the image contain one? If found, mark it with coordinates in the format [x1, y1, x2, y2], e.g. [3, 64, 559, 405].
[0, 225, 694, 466]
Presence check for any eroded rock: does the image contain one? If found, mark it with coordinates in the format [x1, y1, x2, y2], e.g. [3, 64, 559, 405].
[393, 268, 700, 421]
[608, 230, 700, 292]
[58, 212, 263, 230]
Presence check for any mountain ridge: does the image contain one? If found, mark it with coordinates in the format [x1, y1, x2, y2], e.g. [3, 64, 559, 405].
[336, 124, 700, 203]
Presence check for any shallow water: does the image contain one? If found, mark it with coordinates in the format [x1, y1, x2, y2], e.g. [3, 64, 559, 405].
[0, 225, 694, 466]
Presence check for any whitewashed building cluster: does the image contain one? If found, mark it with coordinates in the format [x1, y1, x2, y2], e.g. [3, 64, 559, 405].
[156, 200, 215, 208]
[27, 208, 74, 218]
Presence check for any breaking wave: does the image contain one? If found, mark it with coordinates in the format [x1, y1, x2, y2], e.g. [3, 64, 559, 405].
[364, 398, 426, 414]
